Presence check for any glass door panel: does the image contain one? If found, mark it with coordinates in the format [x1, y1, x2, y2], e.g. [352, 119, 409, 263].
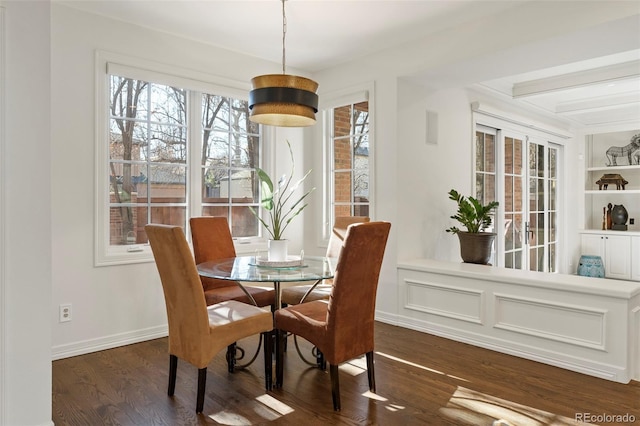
[503, 136, 525, 269]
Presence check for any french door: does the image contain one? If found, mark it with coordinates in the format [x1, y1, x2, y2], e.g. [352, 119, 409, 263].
[477, 127, 560, 272]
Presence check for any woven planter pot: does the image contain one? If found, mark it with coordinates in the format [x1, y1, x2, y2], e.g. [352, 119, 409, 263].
[457, 232, 496, 265]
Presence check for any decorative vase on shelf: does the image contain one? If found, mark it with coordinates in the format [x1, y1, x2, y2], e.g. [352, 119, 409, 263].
[577, 255, 605, 278]
[268, 239, 288, 261]
[611, 204, 628, 231]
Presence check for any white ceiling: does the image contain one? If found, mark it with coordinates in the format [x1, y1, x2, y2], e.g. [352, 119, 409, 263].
[57, 0, 640, 129]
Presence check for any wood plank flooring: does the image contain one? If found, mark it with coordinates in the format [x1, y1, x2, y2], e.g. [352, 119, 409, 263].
[52, 322, 640, 425]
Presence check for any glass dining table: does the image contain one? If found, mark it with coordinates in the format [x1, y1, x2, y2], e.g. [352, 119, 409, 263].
[196, 255, 337, 310]
[197, 255, 336, 371]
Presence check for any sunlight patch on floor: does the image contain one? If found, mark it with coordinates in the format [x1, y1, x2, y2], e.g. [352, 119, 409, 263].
[362, 390, 388, 402]
[440, 386, 584, 425]
[340, 360, 366, 377]
[207, 395, 294, 425]
[375, 351, 469, 382]
[255, 394, 295, 416]
[208, 411, 252, 425]
[385, 404, 406, 412]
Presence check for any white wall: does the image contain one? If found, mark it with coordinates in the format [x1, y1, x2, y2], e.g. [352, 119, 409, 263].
[2, 1, 53, 425]
[309, 2, 640, 322]
[49, 5, 292, 358]
[1, 1, 637, 424]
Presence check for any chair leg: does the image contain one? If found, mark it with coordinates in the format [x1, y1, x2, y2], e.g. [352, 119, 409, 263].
[275, 329, 285, 388]
[316, 348, 326, 371]
[168, 354, 177, 396]
[329, 364, 341, 411]
[263, 331, 273, 391]
[226, 343, 236, 373]
[366, 351, 376, 392]
[196, 367, 207, 413]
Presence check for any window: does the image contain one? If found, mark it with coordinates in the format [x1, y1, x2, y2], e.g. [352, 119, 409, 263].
[474, 118, 563, 272]
[96, 53, 262, 265]
[200, 95, 260, 238]
[327, 100, 371, 228]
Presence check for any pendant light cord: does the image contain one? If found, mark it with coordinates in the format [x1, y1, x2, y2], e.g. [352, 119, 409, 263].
[281, 0, 287, 74]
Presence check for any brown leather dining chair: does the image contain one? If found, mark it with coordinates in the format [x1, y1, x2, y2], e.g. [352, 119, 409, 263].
[274, 221, 391, 411]
[191, 216, 276, 371]
[190, 216, 275, 308]
[145, 224, 274, 414]
[280, 216, 370, 305]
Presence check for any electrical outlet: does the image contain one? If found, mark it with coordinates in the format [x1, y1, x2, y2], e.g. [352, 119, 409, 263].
[59, 304, 72, 323]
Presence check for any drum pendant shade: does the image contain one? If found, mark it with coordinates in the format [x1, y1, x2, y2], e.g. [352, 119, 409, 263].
[249, 74, 319, 127]
[248, 0, 319, 127]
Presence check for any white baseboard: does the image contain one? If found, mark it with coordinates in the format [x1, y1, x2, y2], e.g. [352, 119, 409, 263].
[52, 325, 168, 361]
[374, 310, 400, 326]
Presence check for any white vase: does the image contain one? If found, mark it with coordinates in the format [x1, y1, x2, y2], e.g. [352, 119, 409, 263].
[268, 239, 288, 261]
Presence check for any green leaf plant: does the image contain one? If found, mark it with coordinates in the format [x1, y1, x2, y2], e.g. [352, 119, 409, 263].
[250, 140, 315, 240]
[446, 189, 499, 234]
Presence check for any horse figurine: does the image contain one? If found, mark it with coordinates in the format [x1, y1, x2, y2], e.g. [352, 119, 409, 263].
[606, 134, 640, 166]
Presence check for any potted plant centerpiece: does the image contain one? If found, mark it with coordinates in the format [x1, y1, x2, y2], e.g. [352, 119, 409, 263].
[446, 189, 499, 265]
[250, 140, 314, 261]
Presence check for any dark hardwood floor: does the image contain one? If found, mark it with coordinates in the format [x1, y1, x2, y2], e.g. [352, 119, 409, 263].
[53, 322, 640, 425]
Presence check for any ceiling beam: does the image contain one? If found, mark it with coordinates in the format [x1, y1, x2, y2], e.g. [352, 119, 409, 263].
[512, 60, 640, 98]
[555, 93, 640, 115]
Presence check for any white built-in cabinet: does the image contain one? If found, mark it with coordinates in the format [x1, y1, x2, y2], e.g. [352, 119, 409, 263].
[632, 236, 640, 281]
[580, 232, 634, 280]
[581, 131, 639, 281]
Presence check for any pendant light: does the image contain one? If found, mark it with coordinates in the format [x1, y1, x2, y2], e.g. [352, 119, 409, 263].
[249, 0, 319, 127]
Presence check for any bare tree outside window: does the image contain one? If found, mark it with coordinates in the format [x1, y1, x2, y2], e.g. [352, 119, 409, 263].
[332, 101, 370, 220]
[201, 94, 260, 237]
[109, 76, 187, 245]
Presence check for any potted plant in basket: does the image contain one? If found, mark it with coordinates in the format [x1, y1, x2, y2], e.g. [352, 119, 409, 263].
[250, 140, 314, 261]
[446, 189, 499, 265]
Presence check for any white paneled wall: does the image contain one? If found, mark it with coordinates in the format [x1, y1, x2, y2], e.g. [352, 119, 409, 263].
[398, 259, 640, 383]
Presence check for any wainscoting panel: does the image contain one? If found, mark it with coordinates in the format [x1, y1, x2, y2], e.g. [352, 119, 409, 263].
[493, 293, 607, 350]
[405, 278, 484, 324]
[397, 259, 640, 384]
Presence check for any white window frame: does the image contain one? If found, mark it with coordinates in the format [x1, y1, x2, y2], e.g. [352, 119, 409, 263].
[320, 82, 375, 244]
[95, 51, 266, 266]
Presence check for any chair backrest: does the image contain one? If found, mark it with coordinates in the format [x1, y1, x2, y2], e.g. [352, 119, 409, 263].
[190, 216, 237, 264]
[326, 221, 390, 363]
[190, 216, 238, 291]
[145, 224, 211, 362]
[326, 216, 370, 258]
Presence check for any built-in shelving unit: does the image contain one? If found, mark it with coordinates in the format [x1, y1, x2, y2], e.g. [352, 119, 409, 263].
[582, 130, 640, 282]
[584, 131, 640, 231]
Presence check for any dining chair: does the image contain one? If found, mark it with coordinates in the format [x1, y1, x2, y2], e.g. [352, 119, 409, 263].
[145, 224, 274, 414]
[274, 221, 391, 411]
[190, 216, 275, 308]
[280, 216, 369, 305]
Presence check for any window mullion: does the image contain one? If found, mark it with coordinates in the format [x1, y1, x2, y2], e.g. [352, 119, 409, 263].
[188, 91, 202, 224]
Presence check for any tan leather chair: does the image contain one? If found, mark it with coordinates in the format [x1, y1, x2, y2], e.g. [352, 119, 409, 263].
[145, 224, 274, 414]
[190, 217, 275, 308]
[274, 221, 391, 411]
[280, 216, 370, 305]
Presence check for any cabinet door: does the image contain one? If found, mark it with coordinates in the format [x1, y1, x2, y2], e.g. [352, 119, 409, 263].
[632, 237, 640, 281]
[580, 234, 605, 259]
[604, 235, 631, 280]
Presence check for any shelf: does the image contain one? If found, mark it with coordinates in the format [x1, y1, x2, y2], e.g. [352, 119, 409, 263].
[585, 189, 640, 194]
[587, 165, 640, 172]
[580, 229, 640, 236]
